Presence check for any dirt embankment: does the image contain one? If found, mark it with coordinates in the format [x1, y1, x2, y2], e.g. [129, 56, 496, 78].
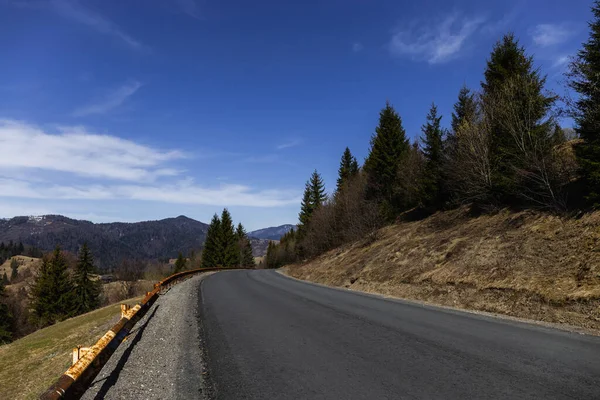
[283, 207, 600, 332]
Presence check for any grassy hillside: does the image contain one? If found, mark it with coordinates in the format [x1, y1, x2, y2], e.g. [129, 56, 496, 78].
[283, 207, 600, 332]
[0, 297, 141, 400]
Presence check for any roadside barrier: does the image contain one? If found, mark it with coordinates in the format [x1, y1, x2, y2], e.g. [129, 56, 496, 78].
[40, 267, 237, 399]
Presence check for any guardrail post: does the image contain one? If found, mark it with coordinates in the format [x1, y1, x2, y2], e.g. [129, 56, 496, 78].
[120, 304, 131, 318]
[72, 346, 91, 366]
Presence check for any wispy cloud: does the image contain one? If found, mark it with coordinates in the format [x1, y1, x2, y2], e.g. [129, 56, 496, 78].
[389, 14, 486, 64]
[552, 55, 570, 69]
[0, 119, 181, 181]
[73, 80, 142, 117]
[0, 178, 300, 207]
[352, 42, 364, 52]
[0, 119, 300, 208]
[530, 24, 574, 47]
[48, 0, 145, 51]
[276, 139, 302, 150]
[175, 0, 200, 19]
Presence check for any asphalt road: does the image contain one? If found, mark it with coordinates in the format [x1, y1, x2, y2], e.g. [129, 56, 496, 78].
[200, 270, 600, 400]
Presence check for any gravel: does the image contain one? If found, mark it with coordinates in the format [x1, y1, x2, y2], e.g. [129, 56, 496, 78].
[81, 274, 211, 400]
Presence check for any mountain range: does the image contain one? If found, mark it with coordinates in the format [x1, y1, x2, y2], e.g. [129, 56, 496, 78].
[247, 224, 295, 240]
[0, 215, 292, 268]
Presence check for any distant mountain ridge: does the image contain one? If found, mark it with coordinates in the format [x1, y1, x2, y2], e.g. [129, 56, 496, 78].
[248, 224, 295, 240]
[0, 215, 274, 268]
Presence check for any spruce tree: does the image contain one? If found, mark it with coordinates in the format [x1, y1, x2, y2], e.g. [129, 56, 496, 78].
[298, 170, 327, 227]
[201, 214, 221, 268]
[299, 181, 314, 227]
[481, 33, 555, 203]
[336, 147, 359, 193]
[173, 252, 186, 273]
[10, 258, 18, 282]
[451, 85, 477, 134]
[570, 1, 600, 206]
[219, 209, 238, 267]
[420, 103, 445, 208]
[30, 247, 75, 326]
[364, 101, 410, 217]
[73, 243, 101, 315]
[2, 272, 8, 285]
[235, 223, 255, 268]
[0, 277, 12, 344]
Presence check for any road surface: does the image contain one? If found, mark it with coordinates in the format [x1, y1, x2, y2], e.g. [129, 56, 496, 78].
[83, 269, 600, 399]
[201, 270, 600, 400]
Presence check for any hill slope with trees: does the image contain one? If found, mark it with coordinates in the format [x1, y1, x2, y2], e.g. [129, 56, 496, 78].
[270, 2, 600, 331]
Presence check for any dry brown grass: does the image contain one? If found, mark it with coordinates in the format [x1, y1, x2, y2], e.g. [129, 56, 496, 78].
[0, 297, 141, 400]
[283, 206, 600, 332]
[0, 256, 41, 279]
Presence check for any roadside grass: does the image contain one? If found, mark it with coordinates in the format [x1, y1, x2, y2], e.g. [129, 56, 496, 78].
[0, 297, 141, 400]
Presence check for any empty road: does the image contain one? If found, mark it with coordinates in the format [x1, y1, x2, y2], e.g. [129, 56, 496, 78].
[201, 270, 600, 400]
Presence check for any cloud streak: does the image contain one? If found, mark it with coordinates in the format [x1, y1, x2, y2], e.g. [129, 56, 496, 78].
[276, 139, 302, 150]
[389, 14, 485, 64]
[73, 80, 142, 117]
[0, 119, 182, 181]
[530, 24, 574, 47]
[0, 119, 300, 208]
[48, 0, 146, 51]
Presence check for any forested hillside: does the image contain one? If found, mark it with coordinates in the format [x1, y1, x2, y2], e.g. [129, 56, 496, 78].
[271, 2, 600, 330]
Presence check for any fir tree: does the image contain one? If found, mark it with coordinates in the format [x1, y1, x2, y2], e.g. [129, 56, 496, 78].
[364, 101, 410, 217]
[451, 85, 477, 134]
[73, 243, 101, 315]
[0, 277, 12, 344]
[552, 124, 566, 145]
[30, 247, 75, 326]
[201, 214, 221, 268]
[173, 252, 186, 274]
[220, 209, 239, 267]
[420, 103, 445, 208]
[336, 147, 359, 193]
[10, 258, 18, 282]
[570, 1, 600, 206]
[298, 170, 327, 227]
[481, 33, 555, 203]
[235, 223, 255, 268]
[299, 181, 314, 227]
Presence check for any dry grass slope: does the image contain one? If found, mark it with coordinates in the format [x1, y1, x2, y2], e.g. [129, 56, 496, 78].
[284, 207, 600, 332]
[0, 297, 141, 400]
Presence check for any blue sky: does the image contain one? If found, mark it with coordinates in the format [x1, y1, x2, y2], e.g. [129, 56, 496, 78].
[0, 0, 592, 230]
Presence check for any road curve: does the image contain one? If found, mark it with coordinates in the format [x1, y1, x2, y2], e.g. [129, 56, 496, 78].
[200, 270, 600, 400]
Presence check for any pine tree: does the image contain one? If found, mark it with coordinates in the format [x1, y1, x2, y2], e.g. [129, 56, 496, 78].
[420, 103, 445, 208]
[30, 247, 75, 326]
[364, 101, 410, 217]
[73, 243, 101, 315]
[299, 181, 314, 227]
[310, 170, 327, 207]
[0, 277, 12, 344]
[481, 33, 555, 203]
[552, 124, 566, 145]
[10, 258, 18, 282]
[201, 214, 221, 268]
[173, 252, 186, 274]
[1, 272, 8, 285]
[570, 1, 600, 206]
[336, 147, 359, 193]
[298, 170, 327, 227]
[220, 209, 239, 267]
[451, 85, 477, 134]
[235, 223, 255, 268]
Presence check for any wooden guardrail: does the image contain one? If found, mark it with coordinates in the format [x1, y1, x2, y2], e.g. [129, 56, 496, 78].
[40, 267, 237, 400]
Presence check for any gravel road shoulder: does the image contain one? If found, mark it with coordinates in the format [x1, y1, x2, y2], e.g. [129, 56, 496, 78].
[81, 273, 213, 400]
